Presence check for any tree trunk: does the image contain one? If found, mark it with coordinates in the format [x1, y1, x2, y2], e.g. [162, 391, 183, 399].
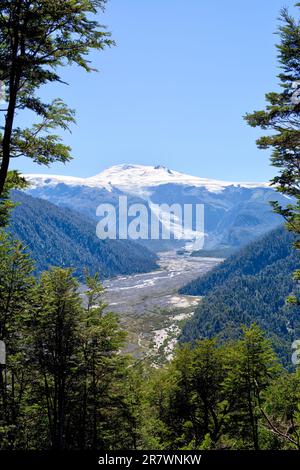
[0, 1, 22, 197]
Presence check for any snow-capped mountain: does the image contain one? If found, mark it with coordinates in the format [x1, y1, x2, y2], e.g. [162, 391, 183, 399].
[24, 164, 285, 252]
[26, 164, 269, 195]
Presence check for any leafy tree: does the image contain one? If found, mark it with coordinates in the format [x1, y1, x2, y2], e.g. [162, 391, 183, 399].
[139, 365, 178, 450]
[24, 269, 137, 450]
[0, 230, 34, 448]
[28, 268, 83, 449]
[139, 325, 286, 451]
[188, 339, 228, 447]
[244, 5, 300, 245]
[140, 341, 230, 450]
[261, 369, 300, 449]
[74, 272, 128, 450]
[0, 0, 113, 197]
[223, 325, 280, 450]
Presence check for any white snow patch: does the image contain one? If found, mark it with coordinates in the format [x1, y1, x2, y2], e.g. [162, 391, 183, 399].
[24, 164, 270, 195]
[89, 164, 269, 194]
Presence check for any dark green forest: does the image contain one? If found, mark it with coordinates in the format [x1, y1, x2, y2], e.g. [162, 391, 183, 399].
[0, 233, 300, 450]
[9, 191, 158, 278]
[181, 226, 295, 296]
[180, 227, 300, 365]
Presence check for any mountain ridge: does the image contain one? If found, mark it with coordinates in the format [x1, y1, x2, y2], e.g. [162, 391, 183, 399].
[23, 164, 288, 252]
[24, 163, 270, 195]
[9, 191, 158, 278]
[180, 226, 300, 365]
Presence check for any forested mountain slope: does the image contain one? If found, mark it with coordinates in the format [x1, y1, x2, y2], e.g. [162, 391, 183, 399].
[180, 227, 300, 364]
[181, 226, 293, 295]
[9, 191, 158, 278]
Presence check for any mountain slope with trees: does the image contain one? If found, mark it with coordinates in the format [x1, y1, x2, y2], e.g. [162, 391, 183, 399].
[180, 227, 299, 364]
[9, 191, 158, 278]
[2, 229, 300, 450]
[181, 226, 295, 295]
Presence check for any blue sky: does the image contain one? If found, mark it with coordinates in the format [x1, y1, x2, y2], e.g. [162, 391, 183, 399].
[12, 0, 297, 181]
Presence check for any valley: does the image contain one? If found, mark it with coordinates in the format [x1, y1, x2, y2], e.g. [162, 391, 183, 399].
[102, 251, 221, 364]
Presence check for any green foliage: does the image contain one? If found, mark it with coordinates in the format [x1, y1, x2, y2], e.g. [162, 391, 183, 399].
[0, 170, 28, 227]
[28, 268, 83, 449]
[181, 226, 295, 296]
[244, 5, 300, 247]
[180, 227, 299, 365]
[190, 247, 237, 259]
[0, 0, 113, 196]
[0, 229, 35, 447]
[0, 232, 300, 450]
[0, 234, 138, 449]
[139, 326, 300, 450]
[262, 370, 300, 449]
[221, 325, 281, 450]
[9, 191, 158, 278]
[1, 2, 300, 452]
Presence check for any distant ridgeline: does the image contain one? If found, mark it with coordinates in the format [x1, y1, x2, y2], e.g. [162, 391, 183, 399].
[180, 226, 300, 366]
[9, 191, 158, 279]
[24, 164, 288, 252]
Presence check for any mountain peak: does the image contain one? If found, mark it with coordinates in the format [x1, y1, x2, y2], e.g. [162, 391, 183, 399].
[154, 165, 172, 173]
[24, 163, 270, 196]
[88, 164, 269, 195]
